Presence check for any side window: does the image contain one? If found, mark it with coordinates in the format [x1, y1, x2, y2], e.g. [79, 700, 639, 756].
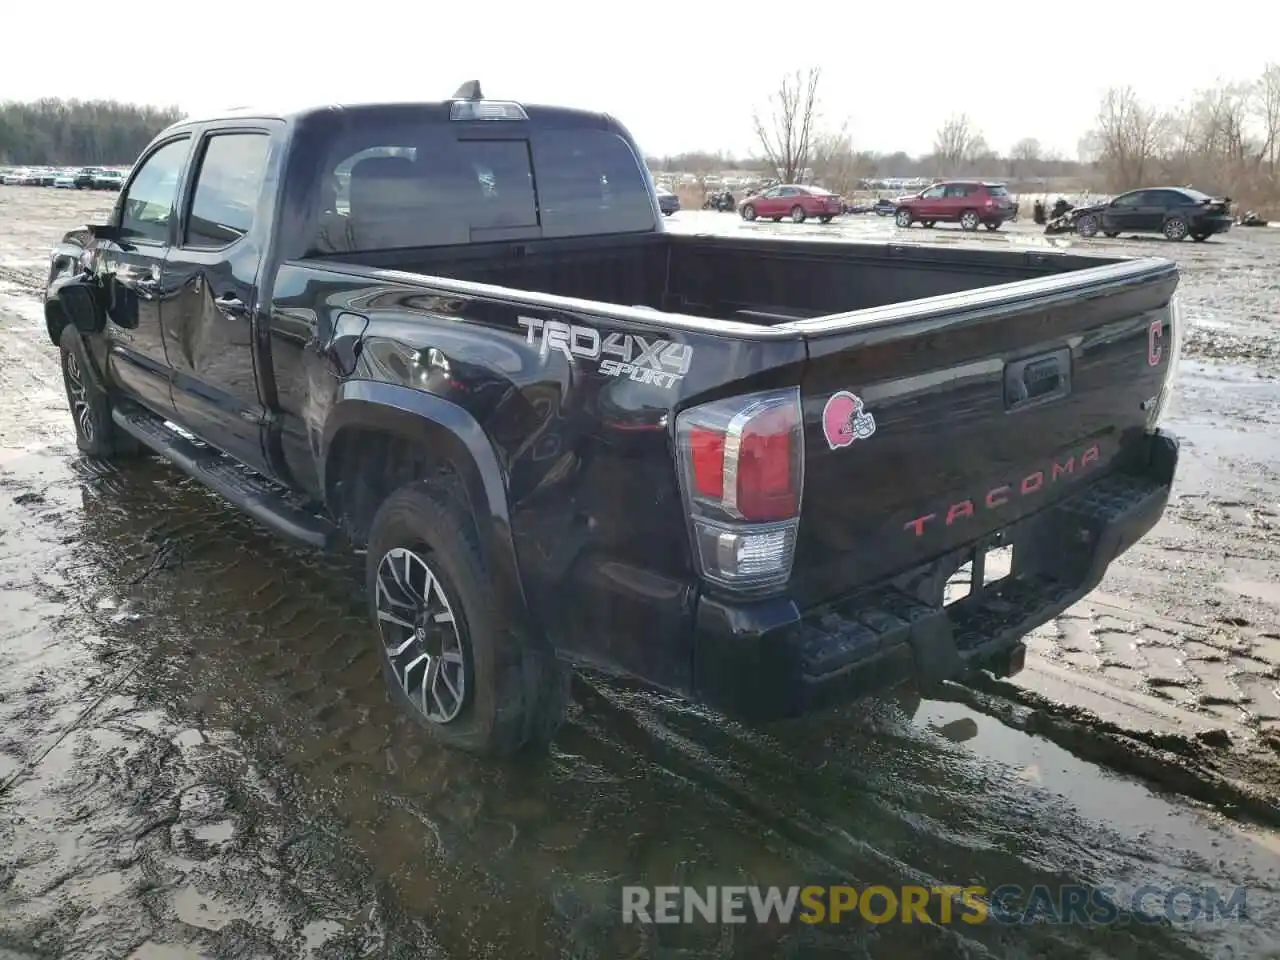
[1112, 192, 1143, 208]
[944, 184, 971, 198]
[118, 138, 190, 243]
[1155, 190, 1188, 207]
[922, 185, 946, 199]
[184, 133, 272, 249]
[762, 187, 781, 198]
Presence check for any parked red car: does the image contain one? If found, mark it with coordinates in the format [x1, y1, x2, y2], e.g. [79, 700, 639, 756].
[740, 184, 842, 223]
[893, 180, 1019, 232]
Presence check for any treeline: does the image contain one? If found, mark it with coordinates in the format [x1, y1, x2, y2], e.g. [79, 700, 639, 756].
[0, 98, 185, 166]
[651, 62, 1280, 214]
[1086, 64, 1280, 212]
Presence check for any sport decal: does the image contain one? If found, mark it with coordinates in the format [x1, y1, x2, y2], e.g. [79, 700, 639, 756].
[822, 390, 877, 450]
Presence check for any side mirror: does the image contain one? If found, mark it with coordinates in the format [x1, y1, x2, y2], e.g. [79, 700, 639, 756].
[58, 281, 107, 335]
[87, 223, 122, 243]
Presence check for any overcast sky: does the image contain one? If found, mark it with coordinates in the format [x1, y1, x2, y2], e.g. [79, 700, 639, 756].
[4, 0, 1275, 160]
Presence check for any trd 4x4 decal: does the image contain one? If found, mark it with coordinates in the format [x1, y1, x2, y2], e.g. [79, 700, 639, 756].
[518, 317, 693, 388]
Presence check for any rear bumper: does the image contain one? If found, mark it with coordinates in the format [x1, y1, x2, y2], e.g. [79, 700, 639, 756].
[691, 429, 1179, 720]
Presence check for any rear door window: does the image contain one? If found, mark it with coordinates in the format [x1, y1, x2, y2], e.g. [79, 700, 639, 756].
[184, 132, 272, 249]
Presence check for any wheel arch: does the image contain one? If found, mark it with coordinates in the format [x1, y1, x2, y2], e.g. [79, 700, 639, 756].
[321, 381, 531, 625]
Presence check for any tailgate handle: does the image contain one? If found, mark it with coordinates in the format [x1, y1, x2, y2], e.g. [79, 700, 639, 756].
[1005, 348, 1071, 410]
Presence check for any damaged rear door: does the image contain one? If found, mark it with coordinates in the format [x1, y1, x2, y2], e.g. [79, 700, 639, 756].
[162, 124, 279, 477]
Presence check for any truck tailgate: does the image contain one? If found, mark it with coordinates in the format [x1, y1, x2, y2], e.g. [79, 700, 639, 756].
[784, 258, 1180, 608]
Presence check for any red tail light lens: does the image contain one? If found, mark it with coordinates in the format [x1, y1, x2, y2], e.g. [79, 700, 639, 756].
[675, 388, 804, 593]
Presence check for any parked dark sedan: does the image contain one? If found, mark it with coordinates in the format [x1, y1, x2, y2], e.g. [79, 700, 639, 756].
[1074, 187, 1233, 242]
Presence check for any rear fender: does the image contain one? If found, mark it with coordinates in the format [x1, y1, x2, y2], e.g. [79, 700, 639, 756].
[322, 380, 531, 627]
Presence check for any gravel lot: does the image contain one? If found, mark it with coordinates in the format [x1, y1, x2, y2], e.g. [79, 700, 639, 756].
[0, 186, 1277, 959]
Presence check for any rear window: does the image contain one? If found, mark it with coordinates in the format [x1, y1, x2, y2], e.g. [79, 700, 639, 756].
[305, 122, 654, 255]
[985, 184, 1009, 196]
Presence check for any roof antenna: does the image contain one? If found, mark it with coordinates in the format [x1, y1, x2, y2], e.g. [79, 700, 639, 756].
[452, 80, 483, 100]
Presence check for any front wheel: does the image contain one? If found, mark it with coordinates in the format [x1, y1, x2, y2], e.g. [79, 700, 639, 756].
[59, 325, 140, 459]
[894, 208, 913, 228]
[790, 205, 807, 223]
[741, 204, 756, 221]
[1076, 214, 1100, 238]
[959, 209, 980, 232]
[366, 483, 570, 757]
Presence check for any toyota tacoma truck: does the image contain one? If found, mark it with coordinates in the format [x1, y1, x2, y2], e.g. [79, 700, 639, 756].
[44, 82, 1184, 757]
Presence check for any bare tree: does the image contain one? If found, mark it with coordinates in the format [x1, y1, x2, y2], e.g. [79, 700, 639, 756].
[809, 123, 868, 195]
[753, 68, 822, 183]
[1254, 62, 1280, 172]
[1091, 86, 1167, 190]
[932, 113, 985, 173]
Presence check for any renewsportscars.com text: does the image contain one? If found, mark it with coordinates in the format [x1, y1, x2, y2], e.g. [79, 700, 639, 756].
[621, 884, 1249, 926]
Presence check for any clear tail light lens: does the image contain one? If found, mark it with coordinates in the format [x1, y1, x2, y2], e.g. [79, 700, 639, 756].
[675, 387, 804, 594]
[1146, 296, 1185, 433]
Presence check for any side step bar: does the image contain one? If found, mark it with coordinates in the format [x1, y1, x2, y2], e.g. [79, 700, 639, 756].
[112, 403, 339, 549]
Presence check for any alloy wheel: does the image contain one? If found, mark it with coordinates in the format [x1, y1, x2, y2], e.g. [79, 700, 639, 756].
[64, 349, 95, 444]
[375, 546, 467, 724]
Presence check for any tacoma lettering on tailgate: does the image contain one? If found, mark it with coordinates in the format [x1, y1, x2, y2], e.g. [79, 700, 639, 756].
[903, 443, 1101, 538]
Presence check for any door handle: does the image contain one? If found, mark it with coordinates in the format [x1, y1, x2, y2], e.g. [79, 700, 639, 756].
[214, 293, 247, 316]
[131, 276, 160, 298]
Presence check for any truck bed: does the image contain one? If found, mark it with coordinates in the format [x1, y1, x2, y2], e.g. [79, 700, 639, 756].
[306, 232, 1123, 327]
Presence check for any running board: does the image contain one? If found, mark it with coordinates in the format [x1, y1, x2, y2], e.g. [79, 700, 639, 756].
[111, 403, 339, 549]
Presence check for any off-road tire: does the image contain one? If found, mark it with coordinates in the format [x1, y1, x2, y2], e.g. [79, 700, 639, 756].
[959, 209, 980, 232]
[365, 482, 570, 757]
[741, 203, 757, 221]
[1163, 216, 1189, 241]
[58, 325, 140, 459]
[790, 205, 806, 223]
[894, 208, 913, 228]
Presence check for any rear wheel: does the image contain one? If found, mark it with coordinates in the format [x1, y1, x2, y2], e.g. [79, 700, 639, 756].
[366, 483, 570, 757]
[741, 203, 756, 221]
[894, 208, 913, 228]
[790, 205, 806, 223]
[1163, 216, 1189, 241]
[58, 325, 140, 460]
[959, 209, 980, 232]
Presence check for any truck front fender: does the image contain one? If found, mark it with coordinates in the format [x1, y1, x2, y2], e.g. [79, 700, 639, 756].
[321, 380, 530, 627]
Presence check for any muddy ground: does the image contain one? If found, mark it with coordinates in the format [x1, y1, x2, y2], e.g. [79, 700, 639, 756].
[0, 186, 1277, 960]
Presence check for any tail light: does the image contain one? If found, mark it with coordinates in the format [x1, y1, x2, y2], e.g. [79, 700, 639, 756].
[1145, 297, 1185, 433]
[675, 387, 804, 594]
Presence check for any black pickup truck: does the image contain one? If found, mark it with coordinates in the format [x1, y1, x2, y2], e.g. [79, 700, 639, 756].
[44, 82, 1183, 757]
